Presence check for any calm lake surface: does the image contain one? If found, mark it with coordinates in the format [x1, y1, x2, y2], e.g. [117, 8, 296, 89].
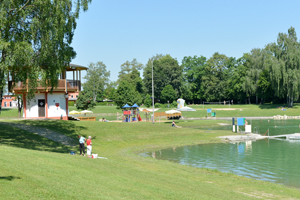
[144, 119, 300, 188]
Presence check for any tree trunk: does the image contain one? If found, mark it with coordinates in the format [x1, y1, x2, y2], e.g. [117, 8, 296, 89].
[0, 88, 2, 115]
[256, 95, 258, 104]
[248, 97, 251, 104]
[18, 95, 23, 118]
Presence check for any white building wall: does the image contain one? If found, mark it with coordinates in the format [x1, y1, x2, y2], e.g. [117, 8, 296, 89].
[47, 93, 66, 117]
[26, 93, 45, 118]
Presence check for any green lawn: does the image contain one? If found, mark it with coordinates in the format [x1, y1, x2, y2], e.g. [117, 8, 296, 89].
[1, 120, 300, 199]
[2, 103, 300, 121]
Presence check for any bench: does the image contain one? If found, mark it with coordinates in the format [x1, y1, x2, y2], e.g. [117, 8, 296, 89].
[77, 117, 96, 121]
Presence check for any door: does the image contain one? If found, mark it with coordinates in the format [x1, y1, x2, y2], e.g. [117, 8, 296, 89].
[38, 99, 45, 117]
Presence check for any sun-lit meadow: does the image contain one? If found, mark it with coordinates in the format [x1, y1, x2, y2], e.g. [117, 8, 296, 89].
[1, 104, 300, 199]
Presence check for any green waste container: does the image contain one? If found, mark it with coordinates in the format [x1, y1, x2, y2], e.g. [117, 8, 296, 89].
[211, 112, 216, 117]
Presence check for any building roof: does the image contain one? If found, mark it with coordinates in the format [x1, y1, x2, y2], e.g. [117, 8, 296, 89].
[66, 64, 88, 71]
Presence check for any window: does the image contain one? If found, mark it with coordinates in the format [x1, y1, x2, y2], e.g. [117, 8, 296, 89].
[4, 102, 6, 107]
[76, 95, 78, 98]
[71, 95, 73, 98]
[9, 102, 12, 107]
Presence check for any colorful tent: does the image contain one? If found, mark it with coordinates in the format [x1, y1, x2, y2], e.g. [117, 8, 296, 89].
[122, 104, 131, 108]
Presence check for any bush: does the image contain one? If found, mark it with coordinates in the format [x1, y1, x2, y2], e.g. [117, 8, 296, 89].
[68, 101, 75, 106]
[172, 101, 177, 107]
[155, 103, 162, 108]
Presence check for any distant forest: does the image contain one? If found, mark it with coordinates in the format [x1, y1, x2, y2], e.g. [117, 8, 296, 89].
[83, 27, 300, 108]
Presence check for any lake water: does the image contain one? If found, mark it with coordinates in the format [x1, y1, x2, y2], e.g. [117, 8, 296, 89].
[144, 119, 300, 188]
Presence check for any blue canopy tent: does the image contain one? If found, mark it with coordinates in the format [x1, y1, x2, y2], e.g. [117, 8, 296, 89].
[122, 104, 131, 108]
[131, 103, 139, 107]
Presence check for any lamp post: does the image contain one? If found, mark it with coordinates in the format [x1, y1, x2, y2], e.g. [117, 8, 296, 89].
[152, 59, 154, 124]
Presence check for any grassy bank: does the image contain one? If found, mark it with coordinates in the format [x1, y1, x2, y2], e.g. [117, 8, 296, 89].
[1, 120, 300, 199]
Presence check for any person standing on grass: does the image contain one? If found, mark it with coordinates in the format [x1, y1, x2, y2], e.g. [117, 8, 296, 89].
[86, 136, 92, 156]
[78, 135, 86, 156]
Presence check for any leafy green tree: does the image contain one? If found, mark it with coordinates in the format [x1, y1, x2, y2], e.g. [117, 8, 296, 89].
[202, 52, 228, 102]
[182, 55, 207, 103]
[267, 27, 300, 107]
[114, 80, 142, 109]
[76, 89, 96, 110]
[226, 56, 248, 104]
[143, 54, 163, 95]
[180, 82, 193, 103]
[243, 49, 266, 104]
[257, 69, 273, 104]
[160, 85, 176, 104]
[0, 0, 91, 113]
[118, 59, 144, 94]
[83, 62, 110, 102]
[144, 94, 152, 108]
[143, 54, 182, 100]
[103, 81, 117, 101]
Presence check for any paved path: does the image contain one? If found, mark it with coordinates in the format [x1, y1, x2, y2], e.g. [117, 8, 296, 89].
[1, 122, 77, 147]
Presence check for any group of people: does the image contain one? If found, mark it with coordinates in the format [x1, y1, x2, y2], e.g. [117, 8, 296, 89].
[78, 135, 92, 156]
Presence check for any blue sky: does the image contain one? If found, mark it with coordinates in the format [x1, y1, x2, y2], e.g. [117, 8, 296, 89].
[71, 0, 300, 82]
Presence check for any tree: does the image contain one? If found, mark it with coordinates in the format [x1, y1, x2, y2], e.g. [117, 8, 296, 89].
[181, 55, 207, 103]
[0, 0, 92, 113]
[103, 81, 117, 101]
[83, 62, 110, 102]
[117, 59, 144, 94]
[160, 85, 176, 104]
[226, 56, 248, 104]
[143, 54, 163, 95]
[76, 89, 96, 110]
[267, 27, 300, 107]
[243, 49, 268, 104]
[144, 94, 152, 108]
[114, 80, 142, 109]
[202, 52, 228, 102]
[143, 54, 182, 100]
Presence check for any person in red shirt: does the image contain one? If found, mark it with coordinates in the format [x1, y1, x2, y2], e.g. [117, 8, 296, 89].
[86, 136, 92, 156]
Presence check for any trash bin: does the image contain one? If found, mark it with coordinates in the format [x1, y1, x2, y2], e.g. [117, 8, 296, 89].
[211, 112, 216, 117]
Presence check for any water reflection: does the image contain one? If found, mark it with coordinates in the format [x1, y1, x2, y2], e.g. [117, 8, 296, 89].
[147, 139, 300, 188]
[141, 120, 300, 188]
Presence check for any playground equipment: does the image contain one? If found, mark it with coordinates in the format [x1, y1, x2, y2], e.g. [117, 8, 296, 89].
[122, 103, 142, 122]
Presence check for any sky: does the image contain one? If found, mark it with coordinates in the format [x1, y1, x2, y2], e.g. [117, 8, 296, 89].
[71, 0, 300, 82]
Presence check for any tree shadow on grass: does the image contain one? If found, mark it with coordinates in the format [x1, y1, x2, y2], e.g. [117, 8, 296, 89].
[258, 104, 300, 109]
[0, 120, 87, 154]
[18, 120, 86, 139]
[0, 176, 21, 181]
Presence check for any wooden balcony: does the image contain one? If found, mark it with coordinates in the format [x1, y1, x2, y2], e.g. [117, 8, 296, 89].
[8, 79, 82, 94]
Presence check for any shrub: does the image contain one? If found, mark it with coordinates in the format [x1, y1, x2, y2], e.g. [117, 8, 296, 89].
[172, 101, 177, 107]
[155, 103, 162, 108]
[68, 101, 75, 106]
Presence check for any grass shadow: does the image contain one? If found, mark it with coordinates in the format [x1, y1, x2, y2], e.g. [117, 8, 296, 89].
[0, 176, 21, 181]
[0, 120, 87, 153]
[259, 103, 300, 109]
[17, 120, 86, 139]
